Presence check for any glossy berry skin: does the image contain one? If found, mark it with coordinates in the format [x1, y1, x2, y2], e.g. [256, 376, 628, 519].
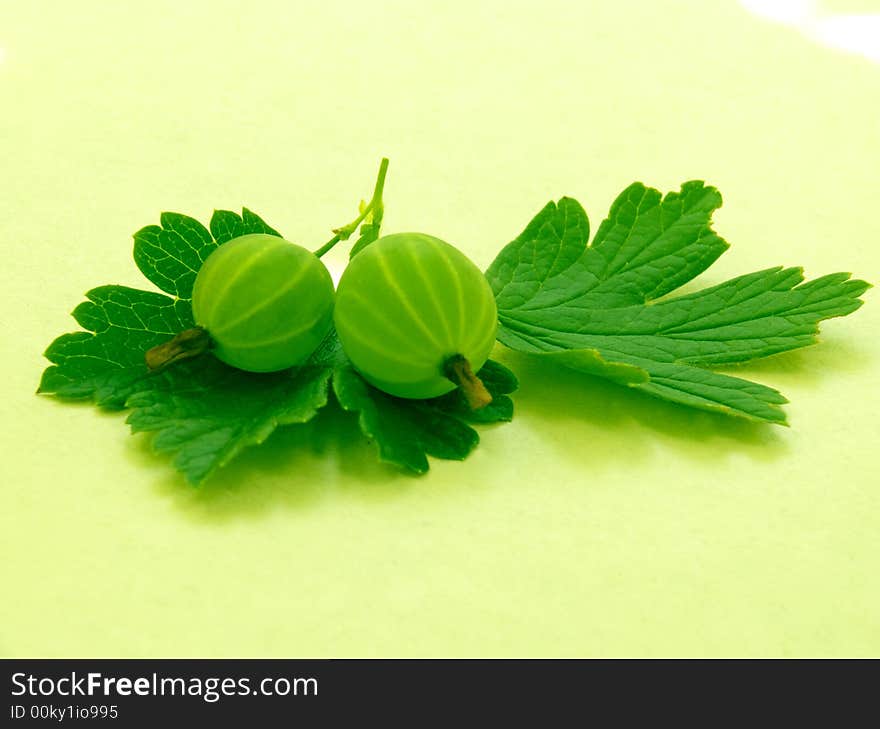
[334, 232, 498, 399]
[192, 233, 334, 372]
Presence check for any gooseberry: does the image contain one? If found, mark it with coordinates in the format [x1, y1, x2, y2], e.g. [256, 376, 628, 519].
[147, 233, 334, 373]
[334, 232, 498, 407]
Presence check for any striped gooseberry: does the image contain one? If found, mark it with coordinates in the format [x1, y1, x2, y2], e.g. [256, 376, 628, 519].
[334, 232, 498, 408]
[147, 233, 334, 372]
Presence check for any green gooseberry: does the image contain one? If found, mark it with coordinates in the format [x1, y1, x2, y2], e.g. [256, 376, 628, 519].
[334, 232, 498, 407]
[147, 233, 334, 373]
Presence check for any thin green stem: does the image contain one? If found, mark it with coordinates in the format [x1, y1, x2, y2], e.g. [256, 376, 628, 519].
[314, 157, 390, 258]
[313, 206, 372, 258]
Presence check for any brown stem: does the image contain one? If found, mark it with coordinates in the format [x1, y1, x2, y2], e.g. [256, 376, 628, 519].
[145, 327, 213, 371]
[443, 354, 492, 410]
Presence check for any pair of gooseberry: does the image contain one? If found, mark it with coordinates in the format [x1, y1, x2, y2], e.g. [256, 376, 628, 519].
[146, 232, 498, 408]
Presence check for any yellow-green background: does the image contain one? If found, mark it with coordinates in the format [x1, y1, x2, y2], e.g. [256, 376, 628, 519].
[1, 0, 877, 656]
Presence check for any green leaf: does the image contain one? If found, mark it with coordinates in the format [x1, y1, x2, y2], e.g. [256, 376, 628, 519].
[209, 207, 281, 244]
[132, 207, 280, 298]
[125, 356, 332, 485]
[38, 285, 193, 408]
[133, 213, 217, 298]
[487, 181, 869, 423]
[332, 360, 518, 473]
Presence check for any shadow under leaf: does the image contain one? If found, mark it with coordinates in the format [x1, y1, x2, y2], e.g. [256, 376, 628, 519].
[118, 331, 870, 520]
[126, 401, 417, 524]
[493, 349, 791, 472]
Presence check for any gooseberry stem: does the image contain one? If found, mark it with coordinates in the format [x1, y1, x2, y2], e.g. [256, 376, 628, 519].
[314, 157, 389, 258]
[145, 327, 212, 371]
[443, 354, 493, 410]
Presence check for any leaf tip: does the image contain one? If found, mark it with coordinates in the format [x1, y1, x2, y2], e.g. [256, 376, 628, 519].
[184, 472, 208, 487]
